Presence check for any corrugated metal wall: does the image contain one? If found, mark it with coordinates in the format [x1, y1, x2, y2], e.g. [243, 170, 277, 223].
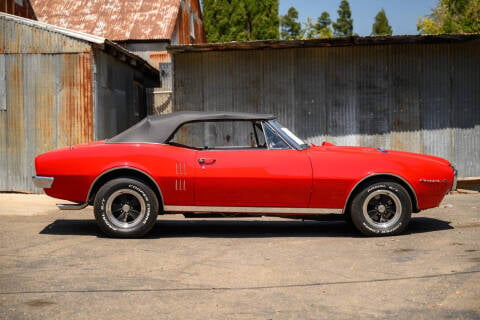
[172, 42, 480, 177]
[1, 14, 161, 192]
[0, 16, 94, 192]
[93, 50, 159, 140]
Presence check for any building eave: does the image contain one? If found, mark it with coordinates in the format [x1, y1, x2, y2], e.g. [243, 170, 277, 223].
[168, 34, 480, 53]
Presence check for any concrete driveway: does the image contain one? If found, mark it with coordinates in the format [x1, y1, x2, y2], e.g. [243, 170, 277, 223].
[0, 194, 479, 319]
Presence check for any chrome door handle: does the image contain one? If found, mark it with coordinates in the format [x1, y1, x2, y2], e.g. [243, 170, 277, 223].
[198, 158, 216, 165]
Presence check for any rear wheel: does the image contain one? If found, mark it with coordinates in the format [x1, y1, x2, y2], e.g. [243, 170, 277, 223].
[350, 181, 412, 236]
[94, 178, 159, 238]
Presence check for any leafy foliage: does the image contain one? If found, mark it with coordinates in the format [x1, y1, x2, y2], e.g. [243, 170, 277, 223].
[317, 11, 334, 38]
[303, 17, 318, 39]
[417, 0, 480, 34]
[203, 0, 279, 42]
[280, 6, 303, 39]
[371, 9, 393, 36]
[333, 0, 354, 36]
[304, 11, 333, 38]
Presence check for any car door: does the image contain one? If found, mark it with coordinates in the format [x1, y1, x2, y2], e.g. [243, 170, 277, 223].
[194, 121, 312, 208]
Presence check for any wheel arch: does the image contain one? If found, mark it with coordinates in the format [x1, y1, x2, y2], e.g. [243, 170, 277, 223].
[343, 174, 419, 214]
[87, 167, 164, 210]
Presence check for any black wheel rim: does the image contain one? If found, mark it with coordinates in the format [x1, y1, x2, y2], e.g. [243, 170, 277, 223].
[362, 190, 402, 228]
[106, 189, 146, 229]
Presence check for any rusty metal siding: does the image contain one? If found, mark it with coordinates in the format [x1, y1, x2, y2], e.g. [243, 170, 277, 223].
[0, 15, 93, 54]
[0, 15, 95, 192]
[172, 41, 480, 177]
[4, 55, 25, 192]
[57, 53, 94, 146]
[188, 0, 205, 43]
[0, 53, 94, 192]
[176, 4, 190, 44]
[0, 55, 5, 190]
[1, 13, 160, 192]
[171, 0, 204, 45]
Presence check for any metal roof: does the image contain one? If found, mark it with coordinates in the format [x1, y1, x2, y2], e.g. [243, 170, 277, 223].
[108, 111, 276, 144]
[0, 12, 158, 75]
[30, 0, 180, 41]
[168, 34, 480, 53]
[1, 11, 104, 44]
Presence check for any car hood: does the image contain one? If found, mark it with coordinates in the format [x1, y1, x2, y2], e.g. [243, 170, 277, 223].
[310, 143, 451, 166]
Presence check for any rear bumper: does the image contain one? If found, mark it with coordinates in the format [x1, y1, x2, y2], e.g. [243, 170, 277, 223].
[56, 203, 88, 210]
[32, 176, 54, 189]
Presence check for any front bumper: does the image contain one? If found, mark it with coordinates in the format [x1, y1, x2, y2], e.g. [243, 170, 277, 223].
[32, 176, 54, 189]
[451, 166, 458, 191]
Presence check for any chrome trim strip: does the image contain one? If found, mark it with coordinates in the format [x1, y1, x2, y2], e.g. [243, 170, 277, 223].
[85, 167, 164, 207]
[32, 176, 54, 189]
[164, 205, 343, 214]
[419, 179, 441, 183]
[342, 173, 419, 213]
[57, 203, 88, 210]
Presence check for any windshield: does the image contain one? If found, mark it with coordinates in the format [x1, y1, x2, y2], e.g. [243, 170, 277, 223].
[268, 120, 309, 150]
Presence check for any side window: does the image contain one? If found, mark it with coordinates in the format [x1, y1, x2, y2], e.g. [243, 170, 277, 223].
[169, 122, 205, 149]
[263, 123, 290, 149]
[169, 120, 268, 150]
[254, 122, 266, 148]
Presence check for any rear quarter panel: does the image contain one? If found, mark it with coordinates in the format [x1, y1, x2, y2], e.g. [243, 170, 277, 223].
[35, 143, 197, 204]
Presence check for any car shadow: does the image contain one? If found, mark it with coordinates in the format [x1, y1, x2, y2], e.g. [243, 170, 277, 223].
[39, 217, 454, 238]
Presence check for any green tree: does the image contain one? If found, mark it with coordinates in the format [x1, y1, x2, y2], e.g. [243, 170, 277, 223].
[304, 11, 333, 39]
[371, 9, 393, 36]
[333, 0, 354, 36]
[304, 17, 318, 39]
[417, 0, 480, 34]
[317, 11, 333, 38]
[203, 0, 279, 42]
[245, 0, 279, 40]
[203, 0, 228, 42]
[280, 6, 303, 40]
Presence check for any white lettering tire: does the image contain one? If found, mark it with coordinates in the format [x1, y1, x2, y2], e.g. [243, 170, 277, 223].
[350, 181, 412, 236]
[94, 178, 159, 238]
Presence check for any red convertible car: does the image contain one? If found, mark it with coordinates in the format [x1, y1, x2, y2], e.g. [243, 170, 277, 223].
[33, 111, 457, 237]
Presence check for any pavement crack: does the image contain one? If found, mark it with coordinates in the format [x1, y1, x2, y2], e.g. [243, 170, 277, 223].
[1, 269, 479, 295]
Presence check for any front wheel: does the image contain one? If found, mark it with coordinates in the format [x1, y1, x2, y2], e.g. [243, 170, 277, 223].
[350, 181, 412, 236]
[94, 178, 159, 238]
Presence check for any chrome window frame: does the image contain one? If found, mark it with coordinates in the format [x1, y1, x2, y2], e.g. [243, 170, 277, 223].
[263, 120, 309, 151]
[261, 121, 293, 150]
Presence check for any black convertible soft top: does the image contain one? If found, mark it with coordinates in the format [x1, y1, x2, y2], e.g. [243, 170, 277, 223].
[108, 111, 276, 143]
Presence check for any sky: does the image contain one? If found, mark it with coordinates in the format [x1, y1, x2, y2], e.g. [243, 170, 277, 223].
[279, 0, 439, 36]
